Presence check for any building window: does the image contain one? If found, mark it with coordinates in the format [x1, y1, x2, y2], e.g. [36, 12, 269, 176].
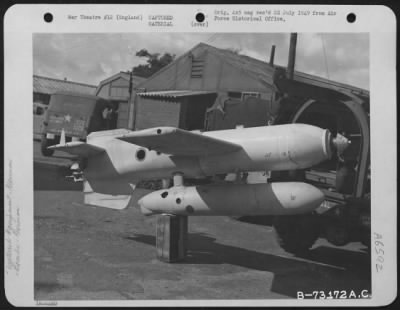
[191, 57, 205, 78]
[227, 91, 242, 99]
[110, 86, 128, 98]
[33, 102, 47, 115]
[241, 92, 261, 101]
[33, 92, 51, 105]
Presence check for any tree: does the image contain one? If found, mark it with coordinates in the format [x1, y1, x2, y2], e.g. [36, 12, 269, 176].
[132, 49, 175, 78]
[224, 47, 242, 55]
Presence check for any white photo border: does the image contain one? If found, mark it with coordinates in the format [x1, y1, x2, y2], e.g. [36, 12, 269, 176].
[3, 4, 397, 307]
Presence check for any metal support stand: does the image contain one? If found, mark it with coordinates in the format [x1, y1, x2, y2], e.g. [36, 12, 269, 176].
[156, 214, 188, 262]
[161, 178, 171, 189]
[173, 173, 184, 187]
[155, 172, 187, 263]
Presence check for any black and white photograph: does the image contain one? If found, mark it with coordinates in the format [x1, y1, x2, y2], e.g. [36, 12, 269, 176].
[4, 4, 397, 307]
[32, 32, 372, 300]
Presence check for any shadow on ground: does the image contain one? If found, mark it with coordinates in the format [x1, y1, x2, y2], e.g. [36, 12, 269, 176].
[233, 215, 274, 226]
[34, 162, 82, 191]
[127, 232, 371, 298]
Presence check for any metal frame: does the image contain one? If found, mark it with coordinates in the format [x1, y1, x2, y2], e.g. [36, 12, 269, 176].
[292, 96, 369, 198]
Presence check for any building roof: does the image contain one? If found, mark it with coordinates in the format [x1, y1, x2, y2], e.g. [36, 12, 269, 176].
[99, 71, 146, 85]
[137, 90, 216, 101]
[33, 75, 97, 95]
[202, 43, 369, 96]
[205, 43, 277, 88]
[136, 42, 369, 98]
[96, 71, 146, 95]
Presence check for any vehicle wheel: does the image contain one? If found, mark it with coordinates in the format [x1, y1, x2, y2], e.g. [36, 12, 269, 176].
[360, 229, 371, 249]
[41, 136, 55, 157]
[325, 221, 350, 246]
[273, 214, 320, 255]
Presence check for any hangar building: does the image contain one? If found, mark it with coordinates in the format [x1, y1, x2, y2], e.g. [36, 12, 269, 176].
[131, 43, 277, 130]
[130, 42, 369, 134]
[34, 75, 96, 106]
[95, 71, 145, 129]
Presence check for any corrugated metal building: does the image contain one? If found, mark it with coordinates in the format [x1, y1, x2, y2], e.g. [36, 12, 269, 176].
[130, 42, 369, 132]
[33, 75, 97, 105]
[95, 71, 145, 128]
[131, 43, 277, 131]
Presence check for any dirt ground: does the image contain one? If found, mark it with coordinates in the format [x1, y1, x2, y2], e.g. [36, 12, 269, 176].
[33, 142, 371, 301]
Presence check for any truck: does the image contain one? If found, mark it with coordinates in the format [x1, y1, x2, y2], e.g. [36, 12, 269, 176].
[205, 69, 370, 254]
[33, 101, 48, 140]
[41, 92, 116, 156]
[269, 83, 370, 253]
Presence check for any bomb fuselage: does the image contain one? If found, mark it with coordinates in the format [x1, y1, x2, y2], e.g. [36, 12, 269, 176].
[84, 124, 332, 192]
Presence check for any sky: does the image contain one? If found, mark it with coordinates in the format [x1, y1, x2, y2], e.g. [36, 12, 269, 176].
[33, 33, 369, 90]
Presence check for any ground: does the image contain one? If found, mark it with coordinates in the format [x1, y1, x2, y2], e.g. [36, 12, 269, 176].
[34, 141, 371, 300]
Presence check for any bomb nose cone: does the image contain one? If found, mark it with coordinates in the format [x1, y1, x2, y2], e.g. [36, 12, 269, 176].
[272, 182, 325, 214]
[298, 183, 325, 212]
[138, 197, 155, 216]
[332, 133, 351, 155]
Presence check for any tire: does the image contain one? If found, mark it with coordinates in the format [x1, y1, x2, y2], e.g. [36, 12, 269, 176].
[41, 135, 55, 157]
[324, 221, 350, 246]
[360, 229, 371, 249]
[273, 214, 320, 255]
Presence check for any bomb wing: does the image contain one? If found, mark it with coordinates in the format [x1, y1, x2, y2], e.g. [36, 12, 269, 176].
[48, 141, 105, 157]
[117, 126, 242, 156]
[48, 128, 105, 157]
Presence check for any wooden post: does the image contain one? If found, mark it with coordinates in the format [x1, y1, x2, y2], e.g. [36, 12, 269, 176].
[156, 173, 187, 263]
[269, 45, 276, 66]
[287, 33, 297, 80]
[128, 92, 138, 130]
[156, 214, 188, 262]
[127, 70, 135, 130]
